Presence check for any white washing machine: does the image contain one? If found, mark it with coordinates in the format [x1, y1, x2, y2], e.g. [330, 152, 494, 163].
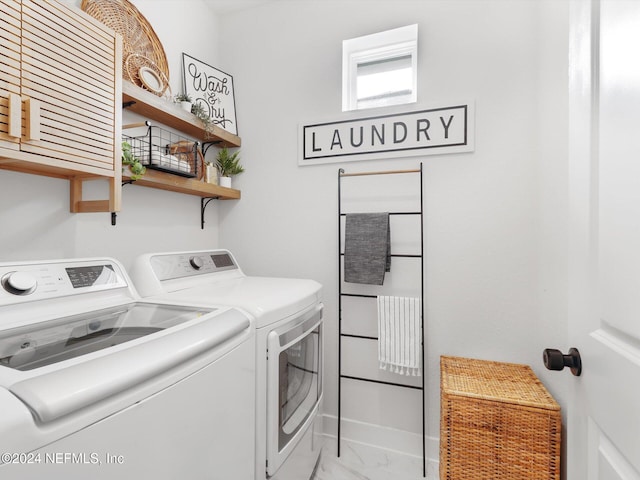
[0, 257, 255, 479]
[130, 249, 324, 480]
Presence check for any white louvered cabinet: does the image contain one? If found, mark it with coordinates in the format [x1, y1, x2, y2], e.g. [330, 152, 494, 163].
[0, 0, 122, 214]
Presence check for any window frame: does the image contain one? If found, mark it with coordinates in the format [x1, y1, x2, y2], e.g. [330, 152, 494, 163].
[342, 24, 418, 112]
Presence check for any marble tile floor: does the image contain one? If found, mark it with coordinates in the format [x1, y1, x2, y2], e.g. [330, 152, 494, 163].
[311, 439, 437, 480]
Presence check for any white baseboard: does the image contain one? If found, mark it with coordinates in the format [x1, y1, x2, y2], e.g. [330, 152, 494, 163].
[321, 414, 439, 474]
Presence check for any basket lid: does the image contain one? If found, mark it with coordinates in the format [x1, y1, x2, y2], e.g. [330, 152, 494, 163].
[441, 356, 560, 411]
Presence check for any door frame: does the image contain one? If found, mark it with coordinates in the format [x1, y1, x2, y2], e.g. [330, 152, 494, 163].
[567, 0, 599, 478]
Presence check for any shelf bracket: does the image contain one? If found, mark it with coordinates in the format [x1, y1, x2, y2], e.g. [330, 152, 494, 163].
[202, 140, 222, 157]
[122, 100, 136, 109]
[70, 177, 121, 226]
[201, 197, 219, 229]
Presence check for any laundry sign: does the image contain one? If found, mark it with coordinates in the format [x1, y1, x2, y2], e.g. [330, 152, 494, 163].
[299, 103, 473, 165]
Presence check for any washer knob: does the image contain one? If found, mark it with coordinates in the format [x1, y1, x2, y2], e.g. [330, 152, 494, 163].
[2, 271, 37, 295]
[189, 256, 204, 270]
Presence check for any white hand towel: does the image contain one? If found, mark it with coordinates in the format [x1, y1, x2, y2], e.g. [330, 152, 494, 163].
[377, 296, 421, 376]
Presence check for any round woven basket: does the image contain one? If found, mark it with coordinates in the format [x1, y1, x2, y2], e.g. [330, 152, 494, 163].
[81, 0, 170, 95]
[124, 53, 171, 97]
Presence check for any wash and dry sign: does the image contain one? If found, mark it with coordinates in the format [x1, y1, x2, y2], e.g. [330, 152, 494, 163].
[299, 103, 474, 165]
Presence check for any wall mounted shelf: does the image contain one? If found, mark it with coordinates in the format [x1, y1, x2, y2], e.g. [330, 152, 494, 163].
[121, 168, 240, 229]
[122, 82, 241, 148]
[122, 168, 240, 199]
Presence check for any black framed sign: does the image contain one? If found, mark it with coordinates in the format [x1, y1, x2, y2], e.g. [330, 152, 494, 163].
[182, 53, 238, 135]
[299, 102, 474, 165]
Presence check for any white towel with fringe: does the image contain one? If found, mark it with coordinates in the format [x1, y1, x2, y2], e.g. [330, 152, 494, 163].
[377, 296, 421, 376]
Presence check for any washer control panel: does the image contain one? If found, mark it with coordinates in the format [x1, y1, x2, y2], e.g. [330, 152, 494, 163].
[149, 251, 238, 282]
[0, 260, 128, 305]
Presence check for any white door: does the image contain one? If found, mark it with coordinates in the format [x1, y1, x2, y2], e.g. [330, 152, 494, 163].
[568, 0, 640, 478]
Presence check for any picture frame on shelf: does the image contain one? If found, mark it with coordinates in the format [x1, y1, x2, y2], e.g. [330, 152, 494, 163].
[181, 53, 238, 135]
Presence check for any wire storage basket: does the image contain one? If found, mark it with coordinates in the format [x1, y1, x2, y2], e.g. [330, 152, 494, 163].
[440, 356, 561, 480]
[124, 123, 201, 179]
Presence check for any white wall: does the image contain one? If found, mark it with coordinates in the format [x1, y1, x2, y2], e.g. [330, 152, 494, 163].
[216, 0, 570, 465]
[0, 0, 224, 270]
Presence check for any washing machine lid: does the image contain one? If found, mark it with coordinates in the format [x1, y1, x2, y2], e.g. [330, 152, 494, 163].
[0, 304, 250, 423]
[0, 302, 210, 371]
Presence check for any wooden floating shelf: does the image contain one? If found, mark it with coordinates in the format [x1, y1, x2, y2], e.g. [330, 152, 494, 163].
[122, 82, 241, 148]
[123, 168, 241, 199]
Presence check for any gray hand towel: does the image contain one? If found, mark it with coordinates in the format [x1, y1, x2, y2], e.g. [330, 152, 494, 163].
[344, 213, 390, 285]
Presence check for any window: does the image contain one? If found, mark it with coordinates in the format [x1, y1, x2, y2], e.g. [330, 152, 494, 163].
[342, 24, 418, 111]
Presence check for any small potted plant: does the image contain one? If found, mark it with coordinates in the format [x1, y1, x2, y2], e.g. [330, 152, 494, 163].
[215, 147, 243, 188]
[174, 93, 193, 112]
[122, 140, 146, 180]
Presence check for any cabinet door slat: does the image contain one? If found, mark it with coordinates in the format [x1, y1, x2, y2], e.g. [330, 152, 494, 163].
[21, 28, 113, 84]
[0, 0, 22, 147]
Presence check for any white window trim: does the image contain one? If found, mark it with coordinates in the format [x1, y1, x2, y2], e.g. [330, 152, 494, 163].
[342, 24, 418, 112]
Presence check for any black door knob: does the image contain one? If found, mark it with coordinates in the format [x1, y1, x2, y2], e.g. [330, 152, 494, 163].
[543, 347, 582, 376]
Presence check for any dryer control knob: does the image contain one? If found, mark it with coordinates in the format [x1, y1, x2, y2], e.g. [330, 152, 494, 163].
[2, 271, 37, 295]
[189, 256, 204, 270]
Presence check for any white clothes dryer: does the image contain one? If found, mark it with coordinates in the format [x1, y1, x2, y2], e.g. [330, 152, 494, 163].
[130, 249, 324, 480]
[0, 257, 255, 480]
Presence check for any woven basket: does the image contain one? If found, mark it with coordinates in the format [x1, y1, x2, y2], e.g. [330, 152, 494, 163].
[81, 0, 169, 96]
[440, 356, 561, 480]
[124, 53, 171, 97]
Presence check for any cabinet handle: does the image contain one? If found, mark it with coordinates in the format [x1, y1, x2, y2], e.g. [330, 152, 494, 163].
[25, 98, 41, 141]
[7, 93, 21, 138]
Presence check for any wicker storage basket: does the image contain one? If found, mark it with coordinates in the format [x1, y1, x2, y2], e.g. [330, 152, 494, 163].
[440, 356, 561, 480]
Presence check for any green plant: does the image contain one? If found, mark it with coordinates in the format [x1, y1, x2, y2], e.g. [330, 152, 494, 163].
[215, 147, 244, 177]
[122, 141, 146, 180]
[190, 102, 212, 129]
[174, 92, 192, 103]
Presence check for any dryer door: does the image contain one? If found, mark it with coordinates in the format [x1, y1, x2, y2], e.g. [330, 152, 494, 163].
[266, 304, 322, 476]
